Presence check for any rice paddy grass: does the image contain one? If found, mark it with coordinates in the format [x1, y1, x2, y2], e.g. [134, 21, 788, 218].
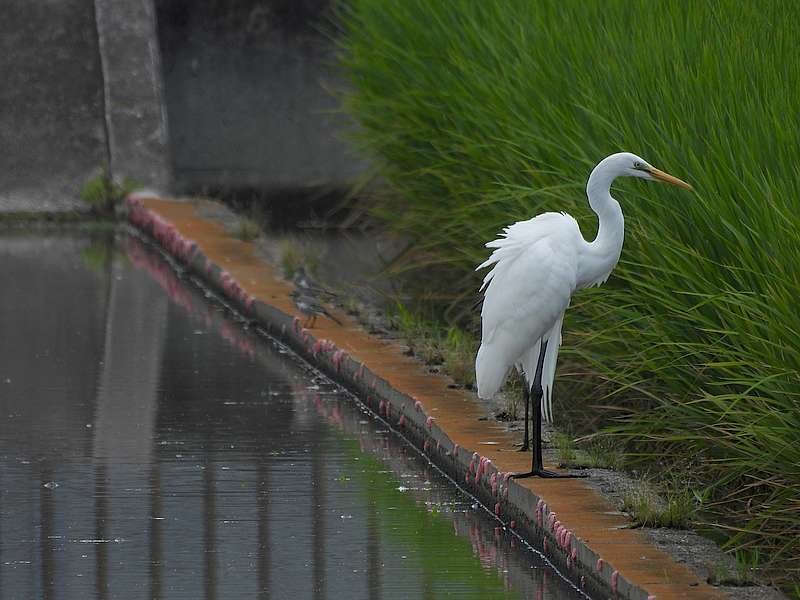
[338, 0, 800, 589]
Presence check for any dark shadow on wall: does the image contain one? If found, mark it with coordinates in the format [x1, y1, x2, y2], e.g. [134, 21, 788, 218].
[154, 0, 365, 198]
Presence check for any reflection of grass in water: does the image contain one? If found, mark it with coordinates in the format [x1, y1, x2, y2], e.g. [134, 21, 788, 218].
[337, 433, 521, 599]
[79, 234, 128, 274]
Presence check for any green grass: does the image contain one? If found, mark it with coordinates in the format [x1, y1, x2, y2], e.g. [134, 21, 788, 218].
[622, 482, 696, 529]
[234, 218, 261, 242]
[338, 0, 800, 587]
[279, 239, 321, 279]
[389, 302, 477, 387]
[80, 171, 138, 215]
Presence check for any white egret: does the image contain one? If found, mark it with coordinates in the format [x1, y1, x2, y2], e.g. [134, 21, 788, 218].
[475, 152, 692, 478]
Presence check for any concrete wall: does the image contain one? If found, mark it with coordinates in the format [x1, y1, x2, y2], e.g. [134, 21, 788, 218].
[155, 0, 365, 193]
[0, 0, 363, 210]
[0, 0, 108, 211]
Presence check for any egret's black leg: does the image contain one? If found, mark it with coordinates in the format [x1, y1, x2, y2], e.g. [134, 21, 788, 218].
[511, 341, 588, 480]
[519, 384, 530, 452]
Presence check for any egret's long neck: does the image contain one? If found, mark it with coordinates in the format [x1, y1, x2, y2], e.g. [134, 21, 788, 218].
[578, 164, 625, 288]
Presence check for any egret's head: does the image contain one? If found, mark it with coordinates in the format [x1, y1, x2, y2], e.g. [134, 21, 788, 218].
[607, 152, 693, 190]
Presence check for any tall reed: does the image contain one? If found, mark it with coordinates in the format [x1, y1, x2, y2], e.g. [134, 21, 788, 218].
[338, 0, 800, 586]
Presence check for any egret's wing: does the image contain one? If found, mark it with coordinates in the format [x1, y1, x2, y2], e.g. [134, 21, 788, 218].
[474, 213, 580, 401]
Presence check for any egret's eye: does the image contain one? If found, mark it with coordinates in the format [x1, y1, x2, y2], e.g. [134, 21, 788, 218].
[633, 161, 644, 169]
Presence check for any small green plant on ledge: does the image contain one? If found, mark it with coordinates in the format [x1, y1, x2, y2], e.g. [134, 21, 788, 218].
[708, 549, 761, 587]
[235, 218, 261, 242]
[622, 482, 696, 529]
[80, 170, 138, 216]
[279, 239, 321, 279]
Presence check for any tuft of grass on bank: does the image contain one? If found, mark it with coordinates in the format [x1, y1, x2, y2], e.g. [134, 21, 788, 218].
[279, 239, 322, 279]
[338, 0, 800, 586]
[622, 482, 696, 529]
[235, 218, 261, 242]
[80, 171, 138, 216]
[389, 302, 476, 388]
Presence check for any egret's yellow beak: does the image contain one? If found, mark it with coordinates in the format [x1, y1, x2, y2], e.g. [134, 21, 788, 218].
[646, 166, 693, 191]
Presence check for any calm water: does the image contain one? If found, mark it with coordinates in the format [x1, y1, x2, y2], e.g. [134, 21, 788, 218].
[0, 231, 587, 600]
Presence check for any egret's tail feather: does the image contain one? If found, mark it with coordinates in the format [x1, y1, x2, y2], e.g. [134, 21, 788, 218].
[475, 344, 510, 399]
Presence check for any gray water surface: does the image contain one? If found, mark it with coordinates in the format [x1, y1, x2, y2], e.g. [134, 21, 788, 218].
[0, 231, 587, 599]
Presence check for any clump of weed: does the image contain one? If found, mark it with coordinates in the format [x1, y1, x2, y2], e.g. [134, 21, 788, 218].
[80, 170, 138, 215]
[580, 439, 624, 470]
[442, 327, 477, 388]
[708, 549, 761, 587]
[388, 303, 443, 365]
[622, 482, 696, 529]
[552, 432, 577, 467]
[235, 218, 261, 242]
[280, 239, 321, 279]
[495, 371, 523, 420]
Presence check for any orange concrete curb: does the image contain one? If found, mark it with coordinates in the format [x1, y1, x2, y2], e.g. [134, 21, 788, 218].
[125, 194, 723, 600]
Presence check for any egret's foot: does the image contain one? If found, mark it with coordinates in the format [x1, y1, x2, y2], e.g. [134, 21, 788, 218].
[510, 469, 589, 479]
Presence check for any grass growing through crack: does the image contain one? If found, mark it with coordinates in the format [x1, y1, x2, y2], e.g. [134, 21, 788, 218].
[338, 0, 800, 586]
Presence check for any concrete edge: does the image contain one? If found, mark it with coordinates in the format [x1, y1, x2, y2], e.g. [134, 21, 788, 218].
[124, 194, 654, 600]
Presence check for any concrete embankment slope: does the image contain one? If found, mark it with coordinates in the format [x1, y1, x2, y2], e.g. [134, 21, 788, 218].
[126, 194, 722, 600]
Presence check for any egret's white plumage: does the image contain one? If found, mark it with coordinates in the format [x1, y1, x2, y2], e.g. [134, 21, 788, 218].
[475, 152, 693, 429]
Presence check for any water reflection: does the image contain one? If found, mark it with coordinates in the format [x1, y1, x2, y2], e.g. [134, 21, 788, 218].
[0, 232, 586, 600]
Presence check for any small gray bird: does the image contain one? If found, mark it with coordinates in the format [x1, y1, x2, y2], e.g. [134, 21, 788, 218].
[291, 290, 341, 328]
[293, 266, 336, 300]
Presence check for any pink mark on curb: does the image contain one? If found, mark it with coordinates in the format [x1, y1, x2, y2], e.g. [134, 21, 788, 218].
[423, 439, 430, 452]
[452, 443, 459, 457]
[596, 558, 604, 572]
[397, 414, 405, 428]
[356, 362, 365, 380]
[494, 503, 501, 516]
[611, 570, 619, 596]
[301, 329, 310, 343]
[414, 399, 423, 412]
[571, 547, 577, 561]
[548, 512, 557, 529]
[509, 520, 516, 529]
[332, 350, 344, 372]
[543, 538, 549, 553]
[292, 316, 301, 333]
[425, 416, 435, 429]
[564, 531, 572, 549]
